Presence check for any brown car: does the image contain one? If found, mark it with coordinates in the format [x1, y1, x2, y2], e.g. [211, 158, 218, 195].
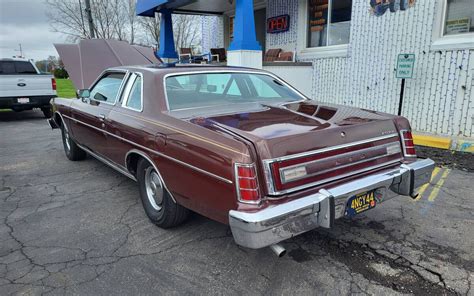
[48, 65, 434, 256]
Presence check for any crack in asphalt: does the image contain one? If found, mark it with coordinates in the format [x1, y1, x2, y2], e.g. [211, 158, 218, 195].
[1, 114, 472, 295]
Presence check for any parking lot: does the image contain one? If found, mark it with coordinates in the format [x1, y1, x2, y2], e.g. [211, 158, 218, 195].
[0, 110, 473, 296]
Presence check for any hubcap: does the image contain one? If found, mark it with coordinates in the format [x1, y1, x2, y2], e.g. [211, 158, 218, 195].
[145, 167, 164, 211]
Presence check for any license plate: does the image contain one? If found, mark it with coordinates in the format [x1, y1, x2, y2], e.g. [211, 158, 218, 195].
[346, 190, 377, 217]
[17, 98, 30, 104]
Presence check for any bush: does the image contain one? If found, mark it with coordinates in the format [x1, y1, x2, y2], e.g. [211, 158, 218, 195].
[54, 68, 69, 79]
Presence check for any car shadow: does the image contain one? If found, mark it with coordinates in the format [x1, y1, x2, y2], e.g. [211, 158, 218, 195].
[0, 109, 46, 122]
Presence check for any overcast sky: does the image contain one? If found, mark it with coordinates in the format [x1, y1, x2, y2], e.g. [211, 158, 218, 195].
[0, 0, 66, 61]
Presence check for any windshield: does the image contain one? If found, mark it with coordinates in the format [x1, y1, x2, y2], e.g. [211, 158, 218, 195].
[165, 72, 305, 110]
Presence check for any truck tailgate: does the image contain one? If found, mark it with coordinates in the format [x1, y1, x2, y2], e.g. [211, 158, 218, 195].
[0, 75, 56, 98]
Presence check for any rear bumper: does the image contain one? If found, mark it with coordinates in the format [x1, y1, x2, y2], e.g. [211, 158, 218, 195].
[229, 158, 435, 249]
[0, 96, 55, 109]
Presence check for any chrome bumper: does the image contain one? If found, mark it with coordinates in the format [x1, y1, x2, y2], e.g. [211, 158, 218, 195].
[229, 158, 435, 249]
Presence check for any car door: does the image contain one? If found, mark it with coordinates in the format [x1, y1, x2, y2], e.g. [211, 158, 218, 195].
[106, 72, 149, 167]
[70, 71, 127, 157]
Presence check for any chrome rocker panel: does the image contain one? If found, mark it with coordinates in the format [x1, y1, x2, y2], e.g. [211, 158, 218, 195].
[229, 158, 435, 249]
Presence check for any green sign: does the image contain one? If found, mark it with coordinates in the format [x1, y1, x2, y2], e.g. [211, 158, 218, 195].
[396, 54, 415, 79]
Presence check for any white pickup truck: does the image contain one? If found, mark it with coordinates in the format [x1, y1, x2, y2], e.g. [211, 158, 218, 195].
[0, 58, 57, 118]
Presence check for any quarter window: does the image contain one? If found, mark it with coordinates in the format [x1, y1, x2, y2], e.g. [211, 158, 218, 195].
[125, 76, 142, 110]
[444, 0, 474, 35]
[89, 73, 125, 104]
[307, 0, 352, 48]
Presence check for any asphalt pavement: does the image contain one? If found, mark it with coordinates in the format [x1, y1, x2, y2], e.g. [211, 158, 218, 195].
[0, 110, 473, 296]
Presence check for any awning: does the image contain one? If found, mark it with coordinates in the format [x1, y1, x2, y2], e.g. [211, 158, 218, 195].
[54, 39, 160, 89]
[136, 0, 267, 16]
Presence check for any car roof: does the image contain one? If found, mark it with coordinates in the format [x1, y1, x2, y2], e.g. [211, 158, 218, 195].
[109, 64, 268, 75]
[0, 58, 32, 62]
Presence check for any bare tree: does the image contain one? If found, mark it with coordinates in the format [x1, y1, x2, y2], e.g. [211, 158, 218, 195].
[173, 14, 201, 51]
[139, 12, 161, 46]
[45, 0, 202, 53]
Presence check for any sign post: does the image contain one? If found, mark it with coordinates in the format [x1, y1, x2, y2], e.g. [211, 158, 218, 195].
[396, 54, 415, 116]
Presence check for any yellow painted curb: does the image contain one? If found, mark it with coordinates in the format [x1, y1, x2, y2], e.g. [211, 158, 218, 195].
[412, 134, 451, 150]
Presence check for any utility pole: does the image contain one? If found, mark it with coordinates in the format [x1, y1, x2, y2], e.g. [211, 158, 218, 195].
[15, 43, 24, 58]
[84, 0, 96, 38]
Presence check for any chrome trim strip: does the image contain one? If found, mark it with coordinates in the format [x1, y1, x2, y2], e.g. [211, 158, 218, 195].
[278, 143, 402, 184]
[264, 134, 399, 164]
[280, 153, 402, 184]
[121, 72, 144, 112]
[262, 134, 401, 196]
[162, 70, 309, 111]
[62, 114, 233, 185]
[87, 69, 129, 106]
[77, 143, 137, 182]
[265, 159, 402, 197]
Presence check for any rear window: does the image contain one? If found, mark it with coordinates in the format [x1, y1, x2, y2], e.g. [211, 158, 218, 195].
[165, 72, 304, 110]
[0, 61, 37, 75]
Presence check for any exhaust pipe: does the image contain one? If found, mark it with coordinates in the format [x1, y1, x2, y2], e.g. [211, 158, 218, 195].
[270, 244, 286, 257]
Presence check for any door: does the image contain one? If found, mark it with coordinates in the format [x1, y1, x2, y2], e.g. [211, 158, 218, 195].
[106, 72, 148, 166]
[70, 71, 126, 157]
[255, 8, 267, 54]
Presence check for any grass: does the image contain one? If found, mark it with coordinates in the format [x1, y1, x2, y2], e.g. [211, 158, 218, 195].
[56, 79, 77, 98]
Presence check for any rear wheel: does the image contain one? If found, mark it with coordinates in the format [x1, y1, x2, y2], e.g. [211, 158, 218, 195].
[137, 158, 188, 228]
[61, 124, 86, 161]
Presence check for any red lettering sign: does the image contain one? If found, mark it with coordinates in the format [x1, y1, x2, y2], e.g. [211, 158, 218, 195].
[267, 15, 290, 34]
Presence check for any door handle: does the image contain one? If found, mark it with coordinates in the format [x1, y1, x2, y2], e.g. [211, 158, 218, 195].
[99, 114, 106, 121]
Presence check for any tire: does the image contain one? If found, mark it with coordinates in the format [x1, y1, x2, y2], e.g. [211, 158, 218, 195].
[61, 124, 86, 161]
[41, 107, 52, 118]
[137, 158, 188, 228]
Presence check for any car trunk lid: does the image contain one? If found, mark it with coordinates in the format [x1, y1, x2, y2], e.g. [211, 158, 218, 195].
[180, 100, 403, 195]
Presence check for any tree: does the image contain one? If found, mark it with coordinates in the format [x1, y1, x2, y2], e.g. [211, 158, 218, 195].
[45, 0, 140, 43]
[173, 14, 201, 51]
[45, 0, 203, 53]
[139, 12, 161, 46]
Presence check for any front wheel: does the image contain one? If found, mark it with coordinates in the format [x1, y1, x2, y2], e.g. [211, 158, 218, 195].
[61, 124, 86, 161]
[137, 159, 188, 228]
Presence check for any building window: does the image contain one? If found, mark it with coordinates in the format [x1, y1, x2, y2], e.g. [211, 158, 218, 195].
[444, 0, 474, 35]
[307, 0, 352, 48]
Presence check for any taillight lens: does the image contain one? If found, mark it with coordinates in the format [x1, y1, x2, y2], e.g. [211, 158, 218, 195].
[400, 130, 416, 157]
[235, 163, 261, 204]
[51, 78, 57, 91]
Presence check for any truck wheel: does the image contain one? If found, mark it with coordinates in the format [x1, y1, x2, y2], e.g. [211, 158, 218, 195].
[61, 124, 86, 161]
[137, 158, 189, 228]
[41, 108, 52, 118]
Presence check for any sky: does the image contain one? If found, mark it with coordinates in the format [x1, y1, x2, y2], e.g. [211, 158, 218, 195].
[0, 0, 66, 61]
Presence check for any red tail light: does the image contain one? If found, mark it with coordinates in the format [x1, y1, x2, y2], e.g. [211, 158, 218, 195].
[51, 78, 57, 91]
[235, 163, 261, 204]
[400, 130, 416, 157]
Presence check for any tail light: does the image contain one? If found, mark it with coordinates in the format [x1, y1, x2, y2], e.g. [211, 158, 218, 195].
[400, 130, 416, 157]
[51, 78, 57, 91]
[234, 163, 261, 204]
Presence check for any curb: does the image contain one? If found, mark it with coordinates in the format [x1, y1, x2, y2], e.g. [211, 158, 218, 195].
[413, 133, 474, 153]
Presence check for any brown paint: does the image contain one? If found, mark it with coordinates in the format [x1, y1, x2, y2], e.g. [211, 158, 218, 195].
[52, 65, 413, 225]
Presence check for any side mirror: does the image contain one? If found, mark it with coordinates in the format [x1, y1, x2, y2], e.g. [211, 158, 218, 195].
[77, 89, 90, 99]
